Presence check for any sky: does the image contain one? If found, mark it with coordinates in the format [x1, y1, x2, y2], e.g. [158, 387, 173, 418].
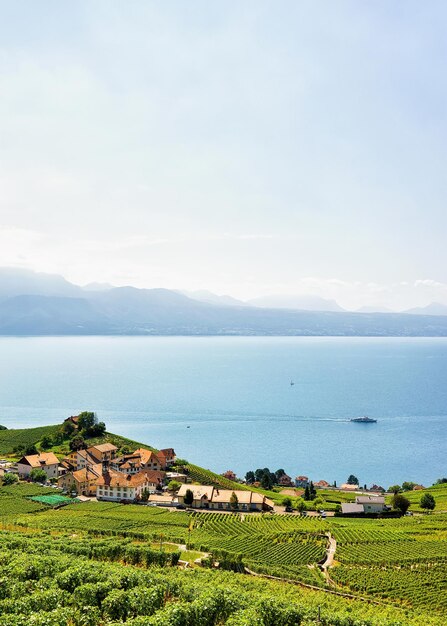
[0, 1, 446, 311]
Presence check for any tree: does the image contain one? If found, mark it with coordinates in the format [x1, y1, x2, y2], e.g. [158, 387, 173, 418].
[435, 477, 447, 484]
[60, 420, 75, 439]
[303, 485, 311, 501]
[296, 499, 306, 512]
[260, 473, 273, 490]
[25, 444, 38, 456]
[183, 489, 194, 506]
[388, 485, 401, 494]
[255, 468, 269, 483]
[346, 474, 359, 486]
[314, 496, 324, 508]
[77, 412, 106, 438]
[420, 493, 436, 513]
[13, 444, 25, 456]
[167, 480, 181, 493]
[229, 491, 239, 510]
[309, 481, 316, 499]
[402, 481, 416, 492]
[0, 425, 7, 430]
[77, 411, 96, 432]
[282, 497, 292, 508]
[245, 471, 255, 484]
[140, 488, 150, 502]
[392, 493, 410, 514]
[69, 435, 86, 452]
[30, 468, 47, 483]
[2, 473, 18, 485]
[40, 435, 53, 450]
[275, 469, 286, 482]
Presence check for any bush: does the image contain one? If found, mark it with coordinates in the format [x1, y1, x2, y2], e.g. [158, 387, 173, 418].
[30, 468, 47, 484]
[2, 473, 18, 485]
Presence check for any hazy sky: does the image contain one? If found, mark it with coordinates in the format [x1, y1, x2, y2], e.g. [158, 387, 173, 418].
[1, 1, 446, 310]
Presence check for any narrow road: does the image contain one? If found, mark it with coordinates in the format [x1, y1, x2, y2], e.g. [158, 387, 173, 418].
[319, 533, 337, 584]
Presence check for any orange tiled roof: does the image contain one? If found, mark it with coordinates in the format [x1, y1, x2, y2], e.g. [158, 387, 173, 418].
[20, 452, 59, 468]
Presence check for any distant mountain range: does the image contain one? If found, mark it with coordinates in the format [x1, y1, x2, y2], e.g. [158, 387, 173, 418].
[403, 302, 447, 316]
[246, 294, 344, 312]
[1, 268, 447, 336]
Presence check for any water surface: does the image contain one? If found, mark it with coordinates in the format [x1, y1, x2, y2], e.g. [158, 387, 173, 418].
[1, 336, 446, 486]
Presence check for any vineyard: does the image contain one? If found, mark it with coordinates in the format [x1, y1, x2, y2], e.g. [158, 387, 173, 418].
[10, 501, 328, 579]
[0, 424, 60, 455]
[0, 530, 445, 626]
[189, 512, 327, 576]
[328, 515, 447, 612]
[183, 463, 249, 491]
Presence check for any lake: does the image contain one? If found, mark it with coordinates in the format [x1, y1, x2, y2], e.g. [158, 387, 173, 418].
[1, 336, 446, 487]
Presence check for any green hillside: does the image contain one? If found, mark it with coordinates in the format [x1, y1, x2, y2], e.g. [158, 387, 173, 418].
[0, 424, 60, 456]
[0, 484, 446, 624]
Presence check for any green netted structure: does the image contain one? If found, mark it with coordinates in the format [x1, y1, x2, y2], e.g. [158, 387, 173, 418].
[29, 494, 77, 507]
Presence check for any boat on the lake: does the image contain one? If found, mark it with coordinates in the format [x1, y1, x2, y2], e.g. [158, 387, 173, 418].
[350, 416, 377, 423]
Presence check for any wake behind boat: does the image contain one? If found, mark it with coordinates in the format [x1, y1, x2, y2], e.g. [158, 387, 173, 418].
[350, 416, 377, 423]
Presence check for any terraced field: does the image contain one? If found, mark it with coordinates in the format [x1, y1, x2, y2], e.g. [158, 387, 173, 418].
[0, 529, 445, 626]
[330, 515, 447, 612]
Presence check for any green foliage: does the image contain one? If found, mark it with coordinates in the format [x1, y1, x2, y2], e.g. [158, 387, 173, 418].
[402, 481, 417, 491]
[229, 492, 239, 510]
[185, 463, 248, 491]
[39, 434, 53, 450]
[2, 473, 18, 486]
[392, 493, 411, 514]
[29, 468, 47, 484]
[282, 497, 292, 508]
[346, 474, 359, 485]
[167, 480, 181, 493]
[70, 435, 86, 451]
[0, 424, 7, 430]
[0, 424, 60, 456]
[0, 531, 443, 625]
[420, 493, 436, 512]
[389, 484, 402, 494]
[78, 411, 106, 438]
[183, 489, 194, 506]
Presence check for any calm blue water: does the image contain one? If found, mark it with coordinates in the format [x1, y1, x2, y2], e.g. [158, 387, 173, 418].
[0, 337, 446, 487]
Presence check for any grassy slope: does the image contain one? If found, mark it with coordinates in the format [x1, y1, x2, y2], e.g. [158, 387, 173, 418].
[400, 483, 447, 512]
[0, 424, 60, 456]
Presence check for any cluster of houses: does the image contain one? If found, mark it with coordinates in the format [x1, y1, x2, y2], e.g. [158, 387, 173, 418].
[14, 444, 275, 511]
[16, 441, 178, 502]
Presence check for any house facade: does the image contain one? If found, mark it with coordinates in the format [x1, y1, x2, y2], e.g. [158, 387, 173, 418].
[96, 469, 165, 502]
[341, 495, 388, 515]
[177, 484, 274, 511]
[58, 464, 102, 496]
[17, 452, 60, 479]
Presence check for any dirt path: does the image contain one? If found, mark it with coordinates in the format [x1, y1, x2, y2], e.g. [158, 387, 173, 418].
[319, 532, 337, 584]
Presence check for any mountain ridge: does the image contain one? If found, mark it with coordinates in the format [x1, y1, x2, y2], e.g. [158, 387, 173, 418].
[1, 268, 447, 336]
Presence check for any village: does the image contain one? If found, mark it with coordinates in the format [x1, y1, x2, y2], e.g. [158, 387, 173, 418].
[10, 415, 279, 512]
[3, 414, 412, 517]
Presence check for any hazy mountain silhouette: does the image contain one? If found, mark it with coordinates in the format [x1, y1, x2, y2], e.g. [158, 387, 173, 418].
[247, 294, 344, 312]
[1, 268, 447, 336]
[357, 305, 394, 313]
[181, 290, 246, 307]
[403, 302, 447, 316]
[0, 267, 83, 299]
